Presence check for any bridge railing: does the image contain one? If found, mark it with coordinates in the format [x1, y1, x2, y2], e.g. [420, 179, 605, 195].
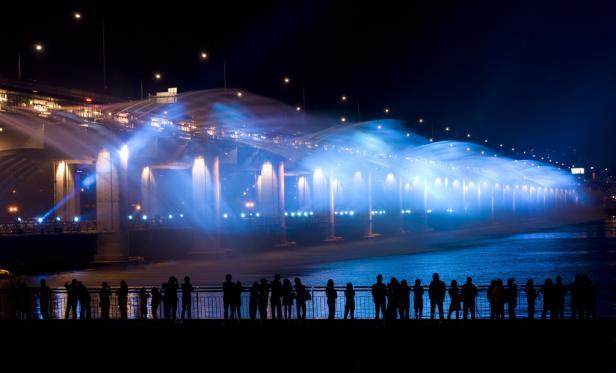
[1, 285, 615, 320]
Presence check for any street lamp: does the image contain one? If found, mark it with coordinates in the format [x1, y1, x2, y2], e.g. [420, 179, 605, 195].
[74, 12, 82, 20]
[384, 107, 390, 114]
[340, 94, 361, 122]
[17, 42, 44, 79]
[200, 52, 208, 59]
[283, 75, 307, 112]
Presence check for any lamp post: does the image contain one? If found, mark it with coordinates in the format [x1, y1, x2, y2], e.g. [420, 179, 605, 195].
[340, 94, 361, 122]
[17, 43, 44, 79]
[283, 76, 306, 112]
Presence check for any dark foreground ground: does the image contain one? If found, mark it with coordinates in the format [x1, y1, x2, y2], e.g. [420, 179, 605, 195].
[2, 320, 615, 371]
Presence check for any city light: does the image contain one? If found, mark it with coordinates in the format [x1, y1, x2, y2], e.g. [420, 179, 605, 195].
[341, 116, 347, 123]
[37, 218, 43, 223]
[119, 144, 129, 164]
[384, 107, 390, 114]
[283, 76, 290, 84]
[74, 12, 81, 19]
[418, 118, 424, 124]
[168, 214, 173, 219]
[34, 43, 43, 52]
[341, 95, 348, 102]
[128, 215, 133, 220]
[142, 215, 148, 221]
[73, 217, 80, 222]
[55, 217, 61, 222]
[237, 91, 243, 97]
[7, 205, 18, 214]
[155, 73, 162, 80]
[200, 52, 208, 59]
[245, 201, 255, 208]
[296, 106, 301, 111]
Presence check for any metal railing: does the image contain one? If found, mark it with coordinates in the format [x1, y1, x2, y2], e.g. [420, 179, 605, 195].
[1, 285, 614, 321]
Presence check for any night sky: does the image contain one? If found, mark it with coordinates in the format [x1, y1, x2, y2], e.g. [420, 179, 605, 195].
[1, 1, 615, 171]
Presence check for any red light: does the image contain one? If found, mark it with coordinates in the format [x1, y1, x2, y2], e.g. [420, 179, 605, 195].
[85, 97, 93, 103]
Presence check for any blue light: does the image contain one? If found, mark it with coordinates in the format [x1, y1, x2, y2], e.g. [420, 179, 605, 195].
[303, 212, 308, 217]
[179, 214, 184, 218]
[255, 212, 260, 217]
[291, 212, 296, 217]
[142, 215, 148, 221]
[309, 211, 314, 215]
[349, 211, 355, 216]
[17, 217, 22, 222]
[446, 208, 453, 213]
[240, 213, 246, 218]
[426, 209, 433, 214]
[223, 213, 228, 219]
[55, 216, 61, 222]
[128, 215, 133, 220]
[168, 214, 173, 219]
[37, 217, 43, 223]
[284, 212, 288, 216]
[73, 216, 80, 222]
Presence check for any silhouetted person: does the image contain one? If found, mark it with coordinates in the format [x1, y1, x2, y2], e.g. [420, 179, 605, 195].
[99, 282, 112, 320]
[372, 274, 387, 320]
[525, 279, 537, 320]
[151, 287, 161, 319]
[428, 273, 445, 320]
[258, 278, 270, 320]
[118, 280, 129, 320]
[413, 279, 424, 319]
[77, 281, 91, 319]
[344, 282, 355, 320]
[554, 275, 566, 320]
[167, 276, 179, 321]
[234, 281, 243, 320]
[294, 277, 308, 320]
[447, 280, 461, 320]
[282, 278, 294, 320]
[540, 278, 556, 320]
[64, 279, 78, 319]
[270, 274, 283, 320]
[139, 287, 149, 319]
[506, 278, 518, 319]
[386, 277, 400, 321]
[399, 279, 410, 320]
[326, 279, 337, 320]
[461, 277, 478, 320]
[38, 279, 51, 320]
[249, 281, 259, 320]
[223, 274, 235, 320]
[570, 274, 583, 320]
[489, 279, 505, 320]
[181, 276, 193, 320]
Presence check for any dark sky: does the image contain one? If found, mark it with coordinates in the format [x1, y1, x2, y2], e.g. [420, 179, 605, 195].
[1, 1, 615, 171]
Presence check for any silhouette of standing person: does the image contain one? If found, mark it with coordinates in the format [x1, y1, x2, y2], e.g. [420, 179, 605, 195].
[270, 274, 283, 320]
[447, 280, 461, 320]
[282, 278, 294, 320]
[234, 281, 243, 320]
[413, 279, 424, 319]
[223, 274, 235, 320]
[294, 277, 308, 320]
[525, 279, 537, 320]
[326, 279, 337, 320]
[372, 274, 387, 320]
[181, 276, 193, 320]
[540, 278, 556, 320]
[64, 279, 78, 319]
[249, 281, 259, 320]
[99, 282, 112, 320]
[78, 281, 91, 319]
[428, 273, 445, 320]
[344, 282, 355, 320]
[399, 279, 410, 320]
[38, 279, 52, 320]
[139, 287, 149, 319]
[118, 280, 129, 320]
[167, 276, 179, 321]
[461, 277, 478, 320]
[386, 277, 400, 321]
[554, 275, 566, 320]
[258, 278, 270, 321]
[151, 287, 161, 320]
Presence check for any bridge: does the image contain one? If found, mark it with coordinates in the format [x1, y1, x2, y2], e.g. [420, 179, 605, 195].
[0, 79, 583, 261]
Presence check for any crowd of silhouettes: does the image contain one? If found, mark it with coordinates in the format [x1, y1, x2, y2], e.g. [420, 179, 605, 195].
[0, 272, 606, 321]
